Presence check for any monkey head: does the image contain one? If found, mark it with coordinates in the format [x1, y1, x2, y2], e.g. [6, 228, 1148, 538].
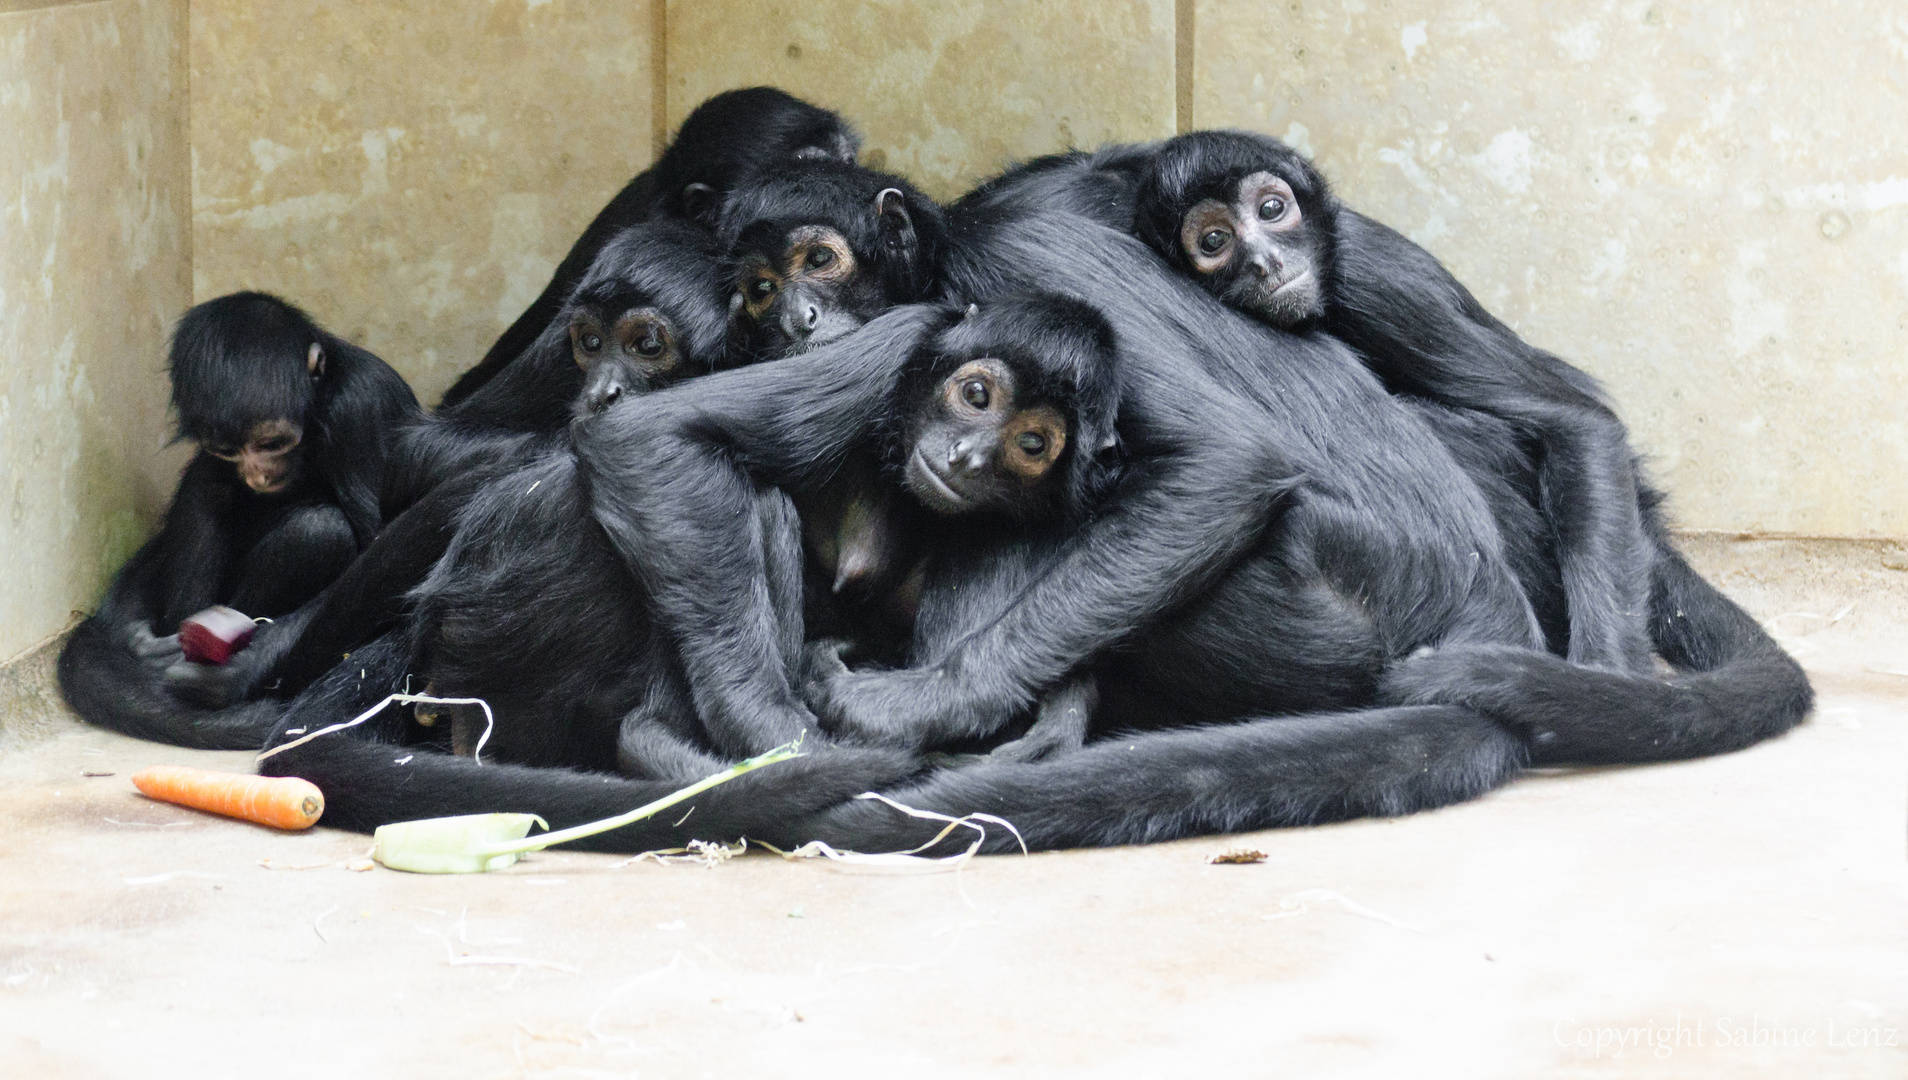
[201, 414, 307, 495]
[719, 160, 944, 363]
[1135, 131, 1337, 329]
[895, 295, 1120, 524]
[649, 87, 862, 224]
[167, 292, 335, 496]
[561, 221, 731, 416]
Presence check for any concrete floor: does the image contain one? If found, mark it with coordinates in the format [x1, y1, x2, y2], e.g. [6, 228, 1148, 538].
[2, 536, 1904, 1078]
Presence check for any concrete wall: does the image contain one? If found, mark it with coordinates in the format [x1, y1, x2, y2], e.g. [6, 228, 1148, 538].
[1192, 0, 1908, 537]
[186, 0, 1906, 536]
[4, 0, 1902, 664]
[665, 0, 1178, 202]
[0, 0, 192, 663]
[189, 0, 661, 406]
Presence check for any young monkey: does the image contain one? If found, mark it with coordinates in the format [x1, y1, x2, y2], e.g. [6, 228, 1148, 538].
[58, 292, 418, 747]
[801, 294, 1122, 763]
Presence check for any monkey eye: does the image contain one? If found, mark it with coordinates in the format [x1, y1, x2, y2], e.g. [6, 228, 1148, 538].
[633, 329, 666, 358]
[960, 379, 990, 410]
[255, 436, 295, 453]
[1258, 197, 1288, 221]
[1014, 431, 1047, 456]
[806, 247, 835, 270]
[749, 278, 777, 301]
[1199, 229, 1231, 255]
[205, 442, 239, 458]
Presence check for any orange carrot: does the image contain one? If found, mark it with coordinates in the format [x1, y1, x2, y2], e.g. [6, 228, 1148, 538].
[131, 766, 324, 830]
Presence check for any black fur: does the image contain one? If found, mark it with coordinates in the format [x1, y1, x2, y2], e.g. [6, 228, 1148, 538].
[570, 162, 1550, 851]
[58, 292, 418, 748]
[255, 634, 916, 852]
[160, 223, 734, 715]
[439, 88, 859, 407]
[1132, 130, 1811, 765]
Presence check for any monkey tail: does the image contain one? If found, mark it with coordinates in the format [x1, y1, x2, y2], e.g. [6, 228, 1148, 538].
[256, 632, 921, 850]
[1380, 545, 1812, 764]
[56, 615, 286, 750]
[789, 705, 1525, 855]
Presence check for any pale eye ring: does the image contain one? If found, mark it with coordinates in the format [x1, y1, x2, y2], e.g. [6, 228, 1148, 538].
[1259, 196, 1287, 221]
[1199, 229, 1230, 255]
[1014, 431, 1047, 455]
[961, 380, 990, 409]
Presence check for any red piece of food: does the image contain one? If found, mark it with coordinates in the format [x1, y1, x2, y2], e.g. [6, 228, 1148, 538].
[178, 606, 257, 665]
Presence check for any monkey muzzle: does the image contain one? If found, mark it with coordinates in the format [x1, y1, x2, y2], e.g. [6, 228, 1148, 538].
[238, 452, 297, 494]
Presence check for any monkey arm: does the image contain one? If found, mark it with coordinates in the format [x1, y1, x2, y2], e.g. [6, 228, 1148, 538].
[805, 394, 1295, 749]
[572, 306, 943, 759]
[378, 421, 545, 521]
[1329, 210, 1654, 673]
[154, 455, 238, 633]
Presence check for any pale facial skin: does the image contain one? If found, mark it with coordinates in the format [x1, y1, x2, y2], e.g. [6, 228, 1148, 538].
[1179, 170, 1326, 327]
[735, 223, 867, 351]
[204, 418, 305, 495]
[904, 357, 1068, 518]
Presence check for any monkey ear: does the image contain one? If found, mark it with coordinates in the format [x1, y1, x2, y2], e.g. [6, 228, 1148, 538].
[681, 182, 720, 223]
[875, 187, 918, 262]
[306, 342, 325, 377]
[875, 187, 910, 227]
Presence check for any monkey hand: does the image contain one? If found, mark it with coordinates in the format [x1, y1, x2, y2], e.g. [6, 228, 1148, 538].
[986, 724, 1081, 764]
[802, 657, 1018, 751]
[126, 624, 184, 668]
[1378, 643, 1572, 725]
[162, 658, 253, 709]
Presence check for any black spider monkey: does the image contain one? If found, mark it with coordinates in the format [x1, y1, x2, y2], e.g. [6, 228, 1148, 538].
[438, 87, 860, 408]
[253, 307, 917, 850]
[789, 295, 1124, 764]
[704, 156, 950, 631]
[250, 158, 948, 844]
[57, 292, 419, 748]
[569, 178, 1528, 841]
[575, 145, 1809, 854]
[1130, 130, 1811, 764]
[164, 221, 733, 718]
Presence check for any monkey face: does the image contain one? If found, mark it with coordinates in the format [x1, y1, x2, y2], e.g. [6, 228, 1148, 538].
[204, 419, 305, 495]
[1180, 171, 1326, 328]
[570, 306, 683, 413]
[902, 358, 1069, 519]
[730, 224, 879, 359]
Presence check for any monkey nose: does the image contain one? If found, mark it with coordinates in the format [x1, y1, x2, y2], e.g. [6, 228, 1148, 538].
[780, 303, 821, 340]
[589, 382, 624, 412]
[948, 439, 988, 474]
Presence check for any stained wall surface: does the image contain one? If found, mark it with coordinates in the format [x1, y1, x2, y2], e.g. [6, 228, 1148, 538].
[188, 0, 661, 405]
[11, 0, 1901, 664]
[664, 0, 1178, 202]
[0, 0, 192, 662]
[1192, 0, 1908, 537]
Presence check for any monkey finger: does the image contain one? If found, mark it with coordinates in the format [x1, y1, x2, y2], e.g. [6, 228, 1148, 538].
[129, 627, 185, 665]
[162, 659, 245, 709]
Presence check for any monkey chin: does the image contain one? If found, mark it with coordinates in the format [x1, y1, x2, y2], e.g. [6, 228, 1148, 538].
[241, 471, 296, 496]
[1232, 271, 1324, 329]
[904, 448, 971, 516]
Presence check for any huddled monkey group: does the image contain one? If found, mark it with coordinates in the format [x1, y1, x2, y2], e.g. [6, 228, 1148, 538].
[58, 88, 1813, 854]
